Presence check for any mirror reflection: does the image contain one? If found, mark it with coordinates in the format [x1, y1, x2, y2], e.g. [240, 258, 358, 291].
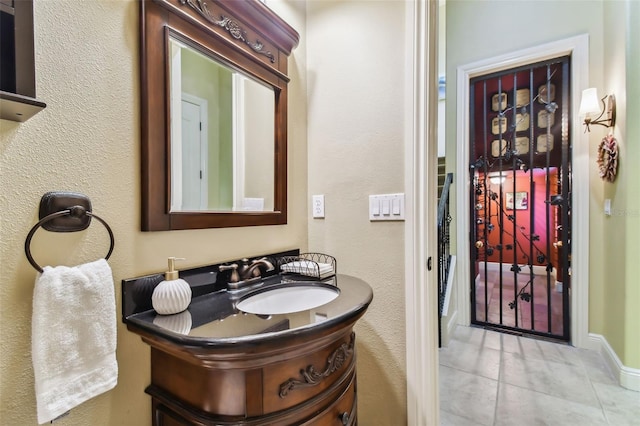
[169, 36, 275, 213]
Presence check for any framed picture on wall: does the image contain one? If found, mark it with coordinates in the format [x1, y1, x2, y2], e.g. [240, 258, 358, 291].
[506, 191, 528, 210]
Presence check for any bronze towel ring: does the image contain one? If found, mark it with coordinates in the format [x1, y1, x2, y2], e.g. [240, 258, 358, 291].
[25, 192, 115, 273]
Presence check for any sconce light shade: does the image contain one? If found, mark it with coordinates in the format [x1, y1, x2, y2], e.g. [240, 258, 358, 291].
[579, 87, 616, 132]
[579, 88, 601, 116]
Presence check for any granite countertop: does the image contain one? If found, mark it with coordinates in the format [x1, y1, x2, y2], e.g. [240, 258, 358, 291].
[123, 274, 373, 348]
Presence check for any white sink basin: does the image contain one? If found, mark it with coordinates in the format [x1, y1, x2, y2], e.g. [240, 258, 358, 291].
[236, 283, 339, 315]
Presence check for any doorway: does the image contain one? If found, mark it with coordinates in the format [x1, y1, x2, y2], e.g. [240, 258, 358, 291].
[468, 57, 572, 341]
[454, 35, 592, 350]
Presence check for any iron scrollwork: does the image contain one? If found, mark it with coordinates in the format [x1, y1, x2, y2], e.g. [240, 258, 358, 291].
[178, 0, 276, 63]
[279, 333, 355, 398]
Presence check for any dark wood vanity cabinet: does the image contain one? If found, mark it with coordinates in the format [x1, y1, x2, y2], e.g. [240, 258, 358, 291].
[124, 271, 372, 426]
[135, 322, 361, 425]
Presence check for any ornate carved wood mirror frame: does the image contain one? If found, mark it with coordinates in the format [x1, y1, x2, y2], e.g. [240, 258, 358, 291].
[140, 0, 299, 231]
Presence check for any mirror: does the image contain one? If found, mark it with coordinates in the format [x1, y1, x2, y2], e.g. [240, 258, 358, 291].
[168, 36, 275, 213]
[140, 0, 299, 230]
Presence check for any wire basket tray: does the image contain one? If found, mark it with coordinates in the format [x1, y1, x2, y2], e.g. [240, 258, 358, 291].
[277, 253, 337, 281]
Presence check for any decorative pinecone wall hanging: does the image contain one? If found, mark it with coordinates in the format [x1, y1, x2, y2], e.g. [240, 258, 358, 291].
[597, 133, 618, 182]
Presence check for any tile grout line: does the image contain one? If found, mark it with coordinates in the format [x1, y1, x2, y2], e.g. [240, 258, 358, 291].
[491, 334, 505, 426]
[581, 354, 612, 425]
[439, 362, 498, 381]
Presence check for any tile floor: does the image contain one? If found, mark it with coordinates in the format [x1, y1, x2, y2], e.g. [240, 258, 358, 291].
[439, 325, 640, 425]
[474, 270, 564, 336]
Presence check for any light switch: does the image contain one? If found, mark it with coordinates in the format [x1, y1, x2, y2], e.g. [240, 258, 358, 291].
[382, 199, 391, 215]
[369, 193, 405, 221]
[371, 197, 380, 216]
[604, 198, 611, 216]
[392, 198, 401, 215]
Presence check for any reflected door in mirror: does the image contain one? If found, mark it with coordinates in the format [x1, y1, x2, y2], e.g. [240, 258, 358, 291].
[169, 36, 275, 213]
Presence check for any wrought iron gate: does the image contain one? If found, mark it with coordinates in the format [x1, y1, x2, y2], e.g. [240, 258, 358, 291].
[469, 56, 572, 341]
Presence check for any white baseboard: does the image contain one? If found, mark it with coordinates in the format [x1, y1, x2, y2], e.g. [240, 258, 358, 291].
[440, 256, 458, 347]
[441, 255, 456, 317]
[440, 310, 458, 348]
[446, 310, 458, 340]
[588, 333, 640, 392]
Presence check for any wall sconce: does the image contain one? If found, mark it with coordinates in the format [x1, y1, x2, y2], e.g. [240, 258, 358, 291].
[579, 88, 616, 132]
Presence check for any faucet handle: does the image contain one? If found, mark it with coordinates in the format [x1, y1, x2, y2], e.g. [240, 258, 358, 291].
[218, 263, 238, 270]
[219, 263, 239, 283]
[237, 258, 251, 277]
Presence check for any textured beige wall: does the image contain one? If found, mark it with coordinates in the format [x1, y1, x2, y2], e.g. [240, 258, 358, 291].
[0, 0, 308, 424]
[306, 1, 408, 424]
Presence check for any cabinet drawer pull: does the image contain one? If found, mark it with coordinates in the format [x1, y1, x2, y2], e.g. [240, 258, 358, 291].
[340, 412, 349, 425]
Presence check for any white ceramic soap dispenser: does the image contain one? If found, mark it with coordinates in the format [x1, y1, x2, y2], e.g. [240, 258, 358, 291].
[151, 257, 192, 315]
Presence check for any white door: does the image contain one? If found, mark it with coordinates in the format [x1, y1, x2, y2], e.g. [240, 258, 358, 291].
[181, 98, 208, 210]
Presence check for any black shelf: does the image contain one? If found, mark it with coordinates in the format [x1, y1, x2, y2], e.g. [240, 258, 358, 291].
[0, 90, 46, 122]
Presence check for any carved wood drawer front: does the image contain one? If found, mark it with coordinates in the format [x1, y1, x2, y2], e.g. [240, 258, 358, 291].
[262, 332, 356, 413]
[303, 373, 356, 426]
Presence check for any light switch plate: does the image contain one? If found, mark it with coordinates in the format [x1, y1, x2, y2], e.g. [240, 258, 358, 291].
[312, 195, 325, 218]
[369, 193, 405, 221]
[604, 198, 611, 216]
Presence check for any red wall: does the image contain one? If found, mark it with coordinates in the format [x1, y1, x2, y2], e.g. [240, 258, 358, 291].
[475, 168, 558, 268]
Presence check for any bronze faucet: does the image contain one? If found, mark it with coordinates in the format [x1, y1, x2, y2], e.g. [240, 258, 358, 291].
[239, 257, 275, 280]
[221, 257, 275, 290]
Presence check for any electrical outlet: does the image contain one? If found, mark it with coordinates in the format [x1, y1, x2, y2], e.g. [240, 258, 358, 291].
[312, 195, 325, 218]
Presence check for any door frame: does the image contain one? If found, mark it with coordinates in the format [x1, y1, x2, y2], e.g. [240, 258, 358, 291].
[232, 73, 246, 211]
[404, 0, 439, 424]
[455, 35, 591, 348]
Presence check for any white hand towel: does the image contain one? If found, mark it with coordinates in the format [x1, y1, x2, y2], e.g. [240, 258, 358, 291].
[31, 259, 118, 424]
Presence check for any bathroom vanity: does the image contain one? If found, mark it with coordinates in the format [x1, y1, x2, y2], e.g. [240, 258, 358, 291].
[123, 255, 373, 425]
[132, 1, 369, 420]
